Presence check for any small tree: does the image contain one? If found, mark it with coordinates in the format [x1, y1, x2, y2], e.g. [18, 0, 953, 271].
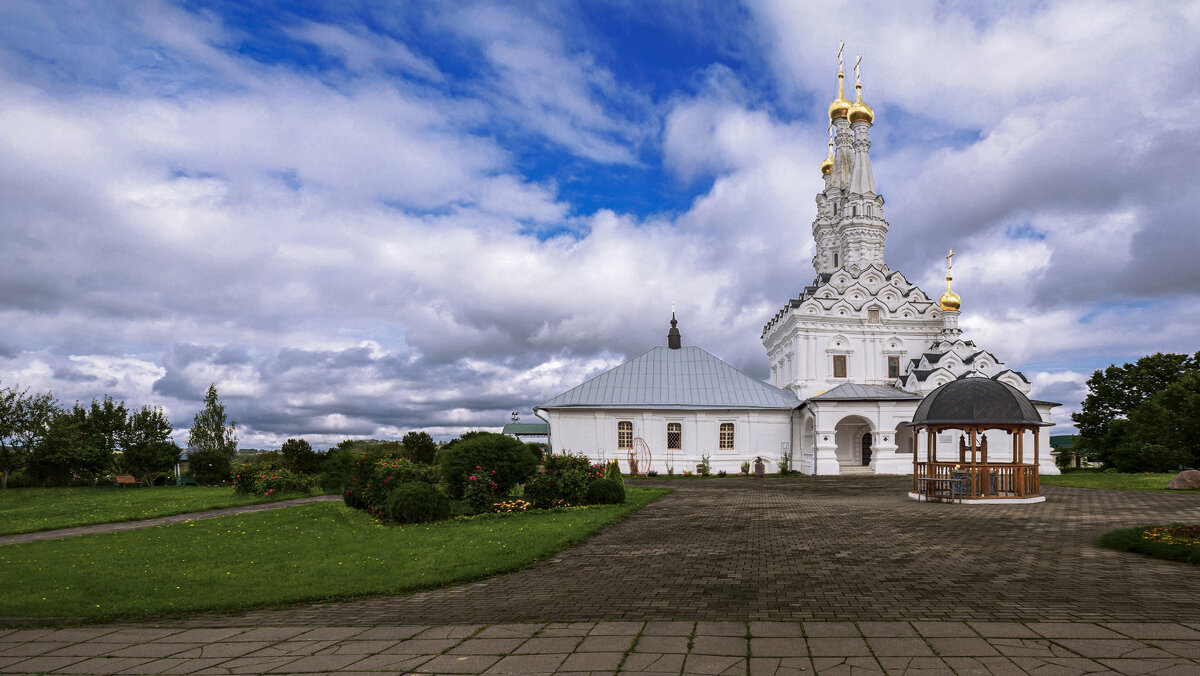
[401, 431, 437, 464]
[0, 383, 58, 489]
[33, 403, 109, 485]
[280, 438, 319, 474]
[186, 384, 238, 484]
[120, 406, 180, 485]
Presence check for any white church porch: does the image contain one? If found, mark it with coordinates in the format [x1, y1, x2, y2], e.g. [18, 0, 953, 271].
[796, 384, 923, 475]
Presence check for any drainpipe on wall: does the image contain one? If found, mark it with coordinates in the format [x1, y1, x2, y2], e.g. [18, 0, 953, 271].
[533, 407, 551, 454]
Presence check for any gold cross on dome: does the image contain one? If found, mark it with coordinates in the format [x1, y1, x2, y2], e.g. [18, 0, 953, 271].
[946, 248, 955, 271]
[838, 41, 844, 71]
[854, 54, 862, 84]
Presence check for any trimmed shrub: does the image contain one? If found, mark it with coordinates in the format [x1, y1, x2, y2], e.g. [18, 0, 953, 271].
[586, 478, 625, 504]
[385, 482, 450, 524]
[436, 433, 539, 499]
[233, 466, 316, 496]
[604, 459, 624, 486]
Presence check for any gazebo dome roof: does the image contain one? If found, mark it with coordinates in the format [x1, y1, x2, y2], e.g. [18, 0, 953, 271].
[911, 378, 1048, 427]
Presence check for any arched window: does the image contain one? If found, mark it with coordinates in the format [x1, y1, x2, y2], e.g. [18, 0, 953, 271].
[667, 423, 681, 450]
[617, 421, 632, 449]
[719, 423, 735, 451]
[833, 253, 839, 267]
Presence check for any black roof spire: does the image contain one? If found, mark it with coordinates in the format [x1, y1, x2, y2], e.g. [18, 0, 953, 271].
[667, 306, 681, 349]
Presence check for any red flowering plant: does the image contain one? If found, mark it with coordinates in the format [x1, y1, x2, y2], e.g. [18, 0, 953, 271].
[524, 451, 607, 508]
[233, 465, 315, 496]
[342, 455, 441, 518]
[462, 466, 501, 514]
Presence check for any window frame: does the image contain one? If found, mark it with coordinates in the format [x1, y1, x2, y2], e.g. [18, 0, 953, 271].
[719, 422, 735, 451]
[832, 354, 848, 378]
[666, 422, 682, 451]
[887, 356, 900, 379]
[617, 421, 633, 450]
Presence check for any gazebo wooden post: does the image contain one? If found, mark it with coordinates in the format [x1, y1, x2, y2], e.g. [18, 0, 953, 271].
[969, 427, 977, 497]
[913, 426, 919, 492]
[1034, 429, 1039, 469]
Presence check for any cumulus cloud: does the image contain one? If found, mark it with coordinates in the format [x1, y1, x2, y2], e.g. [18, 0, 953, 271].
[0, 1, 1197, 446]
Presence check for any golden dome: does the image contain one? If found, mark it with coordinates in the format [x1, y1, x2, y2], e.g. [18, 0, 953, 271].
[939, 287, 961, 311]
[848, 82, 874, 124]
[820, 142, 833, 175]
[939, 248, 961, 311]
[828, 72, 851, 120]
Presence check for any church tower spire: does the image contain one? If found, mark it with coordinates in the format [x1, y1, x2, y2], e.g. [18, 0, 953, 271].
[812, 50, 888, 276]
[667, 304, 682, 349]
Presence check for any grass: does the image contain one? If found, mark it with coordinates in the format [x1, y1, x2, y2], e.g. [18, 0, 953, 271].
[1100, 524, 1200, 565]
[0, 486, 669, 620]
[0, 486, 327, 536]
[1039, 472, 1196, 491]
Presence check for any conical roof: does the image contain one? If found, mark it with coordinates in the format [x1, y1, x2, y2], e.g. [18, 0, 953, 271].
[536, 346, 799, 410]
[911, 378, 1048, 426]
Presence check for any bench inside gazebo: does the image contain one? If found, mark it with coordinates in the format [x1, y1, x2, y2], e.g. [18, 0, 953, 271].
[906, 378, 1051, 504]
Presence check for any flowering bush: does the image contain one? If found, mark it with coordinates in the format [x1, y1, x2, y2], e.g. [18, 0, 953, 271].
[524, 452, 608, 508]
[436, 433, 539, 498]
[1141, 525, 1200, 546]
[342, 456, 441, 519]
[493, 498, 532, 513]
[463, 467, 500, 514]
[233, 466, 315, 496]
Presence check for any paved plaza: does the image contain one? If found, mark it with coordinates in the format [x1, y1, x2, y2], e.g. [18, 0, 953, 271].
[3, 477, 1200, 674]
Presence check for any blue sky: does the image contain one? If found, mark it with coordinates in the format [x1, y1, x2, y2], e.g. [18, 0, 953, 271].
[2, 0, 1199, 445]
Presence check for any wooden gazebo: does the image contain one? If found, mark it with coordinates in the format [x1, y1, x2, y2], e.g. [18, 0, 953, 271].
[907, 378, 1051, 503]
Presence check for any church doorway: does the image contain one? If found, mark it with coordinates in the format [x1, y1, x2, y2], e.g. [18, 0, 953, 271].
[833, 415, 874, 471]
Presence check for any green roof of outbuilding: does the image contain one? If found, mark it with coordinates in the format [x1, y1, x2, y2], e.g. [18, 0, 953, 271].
[502, 423, 549, 435]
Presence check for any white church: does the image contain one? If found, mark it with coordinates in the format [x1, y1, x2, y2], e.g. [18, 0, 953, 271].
[535, 62, 1059, 476]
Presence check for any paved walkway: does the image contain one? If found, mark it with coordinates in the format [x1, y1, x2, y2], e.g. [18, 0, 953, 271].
[177, 476, 1200, 626]
[0, 496, 340, 546]
[4, 620, 1200, 674]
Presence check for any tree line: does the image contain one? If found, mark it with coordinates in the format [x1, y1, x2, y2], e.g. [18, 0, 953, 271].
[0, 379, 445, 488]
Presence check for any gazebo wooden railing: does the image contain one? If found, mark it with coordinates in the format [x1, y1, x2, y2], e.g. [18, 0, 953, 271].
[913, 461, 1039, 499]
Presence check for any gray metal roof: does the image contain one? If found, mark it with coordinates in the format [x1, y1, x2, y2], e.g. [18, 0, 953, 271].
[502, 423, 549, 435]
[536, 346, 799, 410]
[808, 383, 923, 401]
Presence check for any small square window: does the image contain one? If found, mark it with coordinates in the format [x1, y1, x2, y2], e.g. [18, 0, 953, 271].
[888, 356, 900, 379]
[833, 355, 847, 378]
[868, 308, 880, 323]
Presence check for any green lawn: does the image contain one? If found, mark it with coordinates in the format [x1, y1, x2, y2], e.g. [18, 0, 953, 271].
[1040, 472, 1195, 491]
[0, 486, 669, 620]
[0, 486, 325, 536]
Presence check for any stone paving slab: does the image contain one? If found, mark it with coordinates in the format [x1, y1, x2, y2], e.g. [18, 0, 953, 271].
[0, 495, 340, 546]
[1, 621, 1197, 674]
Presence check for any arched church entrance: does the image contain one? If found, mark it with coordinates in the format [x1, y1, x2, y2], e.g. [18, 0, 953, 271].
[833, 415, 874, 471]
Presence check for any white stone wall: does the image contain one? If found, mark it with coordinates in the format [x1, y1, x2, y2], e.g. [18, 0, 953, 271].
[542, 408, 794, 474]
